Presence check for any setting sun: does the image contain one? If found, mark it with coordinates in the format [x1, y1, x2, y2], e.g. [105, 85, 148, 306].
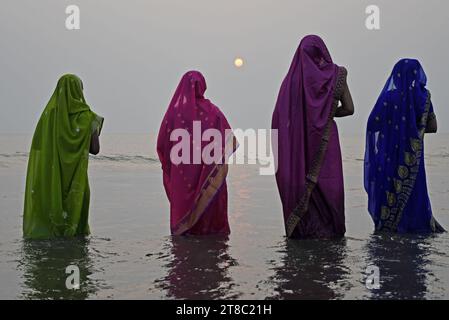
[234, 57, 244, 68]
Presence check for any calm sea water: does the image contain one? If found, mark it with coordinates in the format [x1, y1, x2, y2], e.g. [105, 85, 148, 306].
[0, 134, 448, 299]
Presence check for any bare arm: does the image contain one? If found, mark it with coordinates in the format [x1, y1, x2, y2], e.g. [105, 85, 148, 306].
[334, 80, 354, 118]
[89, 131, 100, 155]
[426, 113, 437, 133]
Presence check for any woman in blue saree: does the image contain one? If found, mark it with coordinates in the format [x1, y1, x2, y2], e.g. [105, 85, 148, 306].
[364, 59, 444, 233]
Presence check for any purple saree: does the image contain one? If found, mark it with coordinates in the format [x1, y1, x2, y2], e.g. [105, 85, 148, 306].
[272, 35, 347, 239]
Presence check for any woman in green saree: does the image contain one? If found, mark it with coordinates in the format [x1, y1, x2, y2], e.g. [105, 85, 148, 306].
[23, 74, 103, 239]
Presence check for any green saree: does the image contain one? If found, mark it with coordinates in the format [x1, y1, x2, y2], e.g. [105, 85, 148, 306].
[23, 74, 103, 239]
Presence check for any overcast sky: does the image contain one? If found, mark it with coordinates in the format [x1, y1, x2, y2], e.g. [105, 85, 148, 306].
[1, 0, 448, 134]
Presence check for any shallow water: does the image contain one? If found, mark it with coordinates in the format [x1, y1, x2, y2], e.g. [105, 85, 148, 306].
[1, 134, 448, 299]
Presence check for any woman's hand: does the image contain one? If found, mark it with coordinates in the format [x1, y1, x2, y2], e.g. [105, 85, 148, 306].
[89, 131, 100, 155]
[426, 113, 437, 133]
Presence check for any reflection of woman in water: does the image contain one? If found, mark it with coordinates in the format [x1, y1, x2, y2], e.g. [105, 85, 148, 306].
[272, 35, 354, 239]
[365, 234, 430, 299]
[364, 59, 444, 233]
[157, 236, 237, 299]
[20, 239, 98, 299]
[23, 74, 103, 239]
[268, 239, 349, 299]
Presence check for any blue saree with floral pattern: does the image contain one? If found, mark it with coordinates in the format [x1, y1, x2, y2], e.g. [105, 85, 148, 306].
[364, 59, 444, 233]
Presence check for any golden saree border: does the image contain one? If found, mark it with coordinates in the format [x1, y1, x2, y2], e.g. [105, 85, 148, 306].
[172, 133, 237, 235]
[285, 67, 347, 237]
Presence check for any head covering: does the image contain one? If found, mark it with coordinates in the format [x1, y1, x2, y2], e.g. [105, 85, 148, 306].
[364, 59, 444, 232]
[23, 74, 103, 239]
[272, 35, 347, 238]
[157, 71, 236, 235]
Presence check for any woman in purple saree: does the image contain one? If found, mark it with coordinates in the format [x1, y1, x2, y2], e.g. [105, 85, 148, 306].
[272, 35, 354, 239]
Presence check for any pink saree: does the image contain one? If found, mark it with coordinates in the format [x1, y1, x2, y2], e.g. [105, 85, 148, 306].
[157, 71, 236, 236]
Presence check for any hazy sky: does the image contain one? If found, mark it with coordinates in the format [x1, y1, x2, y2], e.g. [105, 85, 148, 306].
[1, 0, 448, 134]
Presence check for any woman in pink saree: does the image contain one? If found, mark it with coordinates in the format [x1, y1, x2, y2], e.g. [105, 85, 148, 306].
[272, 35, 355, 239]
[157, 71, 236, 236]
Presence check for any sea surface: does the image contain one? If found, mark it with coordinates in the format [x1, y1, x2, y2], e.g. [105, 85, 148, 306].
[0, 134, 448, 299]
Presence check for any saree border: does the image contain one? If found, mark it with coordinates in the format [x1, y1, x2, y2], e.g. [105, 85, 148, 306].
[285, 66, 347, 237]
[379, 91, 431, 231]
[172, 133, 237, 235]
